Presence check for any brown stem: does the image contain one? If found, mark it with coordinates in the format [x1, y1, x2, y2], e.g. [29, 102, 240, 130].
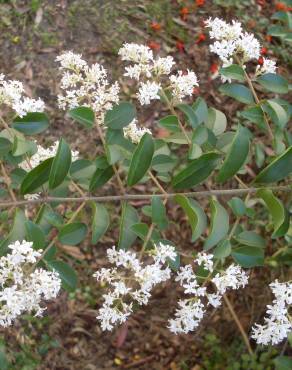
[148, 171, 168, 195]
[0, 185, 290, 208]
[0, 162, 17, 202]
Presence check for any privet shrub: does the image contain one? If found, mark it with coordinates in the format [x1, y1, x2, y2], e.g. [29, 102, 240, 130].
[0, 18, 291, 349]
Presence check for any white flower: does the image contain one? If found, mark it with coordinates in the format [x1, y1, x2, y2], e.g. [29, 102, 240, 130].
[207, 293, 222, 308]
[212, 264, 248, 294]
[123, 119, 152, 144]
[118, 43, 153, 64]
[256, 58, 277, 75]
[170, 70, 198, 101]
[237, 32, 260, 61]
[251, 280, 292, 345]
[152, 242, 177, 265]
[168, 299, 205, 334]
[205, 18, 242, 41]
[94, 244, 173, 331]
[0, 76, 45, 117]
[195, 252, 214, 272]
[153, 56, 175, 75]
[24, 193, 40, 201]
[57, 51, 120, 123]
[137, 81, 161, 105]
[0, 241, 61, 327]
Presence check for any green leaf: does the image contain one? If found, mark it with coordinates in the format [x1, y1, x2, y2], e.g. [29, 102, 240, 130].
[105, 102, 136, 130]
[89, 166, 114, 191]
[49, 138, 71, 189]
[206, 108, 227, 136]
[12, 136, 36, 157]
[25, 221, 46, 249]
[12, 112, 49, 135]
[234, 231, 266, 248]
[219, 83, 254, 104]
[263, 100, 289, 129]
[68, 106, 94, 128]
[257, 189, 289, 238]
[158, 115, 180, 133]
[232, 246, 264, 268]
[152, 155, 176, 173]
[20, 157, 53, 195]
[172, 152, 221, 190]
[58, 222, 88, 245]
[192, 97, 208, 125]
[127, 133, 154, 186]
[176, 104, 198, 128]
[241, 106, 265, 126]
[219, 64, 245, 82]
[274, 356, 292, 370]
[228, 197, 246, 216]
[151, 196, 168, 230]
[91, 203, 109, 244]
[175, 195, 207, 242]
[0, 138, 12, 157]
[216, 125, 250, 183]
[204, 199, 229, 250]
[254, 146, 292, 183]
[214, 240, 232, 259]
[257, 73, 288, 94]
[47, 260, 77, 291]
[118, 203, 139, 250]
[131, 223, 160, 241]
[0, 208, 27, 256]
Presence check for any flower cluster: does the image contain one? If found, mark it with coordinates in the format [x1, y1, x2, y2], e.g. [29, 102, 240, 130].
[0, 241, 61, 327]
[119, 43, 198, 104]
[205, 18, 276, 74]
[19, 140, 79, 172]
[93, 242, 176, 331]
[123, 119, 152, 144]
[0, 74, 45, 117]
[251, 280, 292, 345]
[168, 254, 249, 334]
[56, 51, 120, 125]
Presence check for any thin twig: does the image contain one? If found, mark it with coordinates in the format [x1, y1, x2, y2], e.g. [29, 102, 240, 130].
[148, 171, 168, 195]
[0, 162, 17, 202]
[1, 185, 290, 208]
[223, 294, 254, 356]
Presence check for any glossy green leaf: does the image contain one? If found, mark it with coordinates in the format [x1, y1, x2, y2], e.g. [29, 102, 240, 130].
[0, 138, 12, 157]
[58, 222, 88, 245]
[130, 223, 160, 241]
[175, 195, 207, 242]
[49, 138, 71, 189]
[234, 231, 266, 248]
[263, 100, 289, 129]
[257, 73, 288, 94]
[228, 197, 246, 216]
[25, 221, 46, 249]
[127, 133, 154, 186]
[204, 199, 229, 250]
[216, 125, 250, 183]
[47, 260, 77, 291]
[176, 104, 198, 128]
[151, 196, 168, 230]
[219, 83, 254, 104]
[214, 240, 232, 259]
[105, 102, 136, 130]
[158, 115, 180, 133]
[12, 112, 49, 134]
[232, 246, 264, 268]
[257, 189, 289, 238]
[0, 208, 26, 256]
[255, 146, 292, 183]
[118, 203, 139, 250]
[68, 106, 94, 128]
[274, 356, 292, 370]
[206, 108, 227, 136]
[192, 97, 208, 125]
[20, 157, 53, 195]
[172, 152, 221, 190]
[91, 203, 109, 244]
[220, 64, 245, 82]
[89, 166, 114, 191]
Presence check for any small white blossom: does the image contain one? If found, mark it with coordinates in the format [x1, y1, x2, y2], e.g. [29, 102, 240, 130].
[212, 264, 248, 294]
[170, 70, 198, 101]
[207, 293, 222, 308]
[152, 242, 177, 265]
[195, 252, 214, 272]
[137, 81, 161, 105]
[0, 240, 61, 327]
[168, 299, 205, 334]
[237, 32, 260, 61]
[0, 75, 45, 117]
[123, 119, 152, 144]
[256, 58, 277, 75]
[251, 280, 292, 345]
[153, 56, 175, 75]
[118, 43, 153, 64]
